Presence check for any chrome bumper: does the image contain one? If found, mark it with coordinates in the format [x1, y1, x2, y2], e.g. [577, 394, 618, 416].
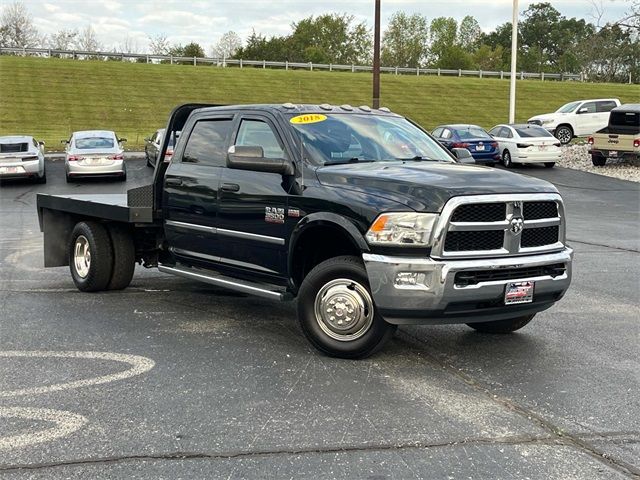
[363, 248, 573, 325]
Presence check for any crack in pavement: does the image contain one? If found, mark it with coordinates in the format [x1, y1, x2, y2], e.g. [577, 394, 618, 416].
[0, 434, 561, 472]
[396, 330, 640, 479]
[567, 238, 640, 254]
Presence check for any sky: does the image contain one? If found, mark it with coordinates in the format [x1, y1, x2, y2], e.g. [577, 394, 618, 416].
[15, 0, 632, 54]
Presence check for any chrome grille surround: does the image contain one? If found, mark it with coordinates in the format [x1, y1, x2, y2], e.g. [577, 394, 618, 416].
[431, 193, 566, 259]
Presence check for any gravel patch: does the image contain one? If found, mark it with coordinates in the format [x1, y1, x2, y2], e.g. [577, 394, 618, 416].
[561, 143, 640, 183]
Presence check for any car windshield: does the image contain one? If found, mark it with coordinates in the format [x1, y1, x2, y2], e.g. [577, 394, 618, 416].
[515, 126, 554, 138]
[454, 127, 491, 139]
[556, 101, 581, 114]
[288, 113, 453, 165]
[75, 137, 115, 149]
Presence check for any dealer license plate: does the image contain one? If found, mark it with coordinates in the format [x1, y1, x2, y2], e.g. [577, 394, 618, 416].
[476, 145, 485, 151]
[538, 145, 547, 151]
[608, 151, 618, 158]
[504, 281, 534, 305]
[0, 166, 20, 174]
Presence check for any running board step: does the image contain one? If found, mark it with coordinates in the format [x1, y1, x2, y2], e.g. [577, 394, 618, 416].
[158, 264, 292, 301]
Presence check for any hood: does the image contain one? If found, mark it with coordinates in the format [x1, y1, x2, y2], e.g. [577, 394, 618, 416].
[315, 161, 557, 212]
[528, 113, 563, 122]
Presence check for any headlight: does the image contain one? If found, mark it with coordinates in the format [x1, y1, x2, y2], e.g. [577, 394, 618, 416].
[542, 119, 554, 125]
[365, 213, 438, 247]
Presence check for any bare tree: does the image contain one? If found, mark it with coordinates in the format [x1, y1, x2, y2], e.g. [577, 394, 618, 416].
[119, 35, 139, 53]
[0, 1, 40, 48]
[211, 31, 242, 59]
[76, 25, 101, 52]
[48, 29, 78, 50]
[148, 33, 170, 55]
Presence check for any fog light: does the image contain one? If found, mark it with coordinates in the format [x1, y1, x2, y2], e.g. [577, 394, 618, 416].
[394, 272, 429, 289]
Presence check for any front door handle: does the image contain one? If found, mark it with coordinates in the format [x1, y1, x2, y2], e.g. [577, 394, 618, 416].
[221, 183, 240, 192]
[166, 178, 182, 186]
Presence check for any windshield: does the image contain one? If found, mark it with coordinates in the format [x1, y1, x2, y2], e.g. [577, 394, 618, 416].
[556, 101, 581, 114]
[288, 113, 454, 165]
[454, 127, 491, 140]
[75, 137, 115, 149]
[515, 126, 554, 138]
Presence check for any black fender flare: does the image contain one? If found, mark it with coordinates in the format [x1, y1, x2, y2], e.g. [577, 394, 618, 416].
[287, 212, 370, 289]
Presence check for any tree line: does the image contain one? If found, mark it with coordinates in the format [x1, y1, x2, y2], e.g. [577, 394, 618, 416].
[1, 1, 638, 83]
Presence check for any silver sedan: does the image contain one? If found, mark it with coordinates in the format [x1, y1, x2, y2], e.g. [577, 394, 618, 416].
[0, 135, 46, 183]
[64, 130, 126, 182]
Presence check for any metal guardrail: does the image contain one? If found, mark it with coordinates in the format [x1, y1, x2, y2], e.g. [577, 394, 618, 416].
[0, 46, 585, 81]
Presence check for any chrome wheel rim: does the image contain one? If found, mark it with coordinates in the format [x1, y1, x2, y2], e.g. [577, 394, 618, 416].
[503, 152, 511, 166]
[557, 128, 571, 144]
[73, 235, 91, 278]
[314, 278, 374, 342]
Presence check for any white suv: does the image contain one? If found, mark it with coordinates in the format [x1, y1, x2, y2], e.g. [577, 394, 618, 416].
[528, 98, 621, 145]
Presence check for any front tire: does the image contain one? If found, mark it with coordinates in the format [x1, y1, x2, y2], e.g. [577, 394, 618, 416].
[502, 149, 513, 168]
[69, 222, 114, 292]
[297, 256, 396, 359]
[467, 314, 535, 334]
[554, 125, 573, 145]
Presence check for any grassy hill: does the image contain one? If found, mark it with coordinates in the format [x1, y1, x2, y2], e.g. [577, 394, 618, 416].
[1, 55, 638, 149]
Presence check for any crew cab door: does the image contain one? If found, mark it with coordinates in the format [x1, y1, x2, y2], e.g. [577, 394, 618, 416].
[574, 101, 599, 135]
[216, 114, 292, 277]
[163, 115, 234, 263]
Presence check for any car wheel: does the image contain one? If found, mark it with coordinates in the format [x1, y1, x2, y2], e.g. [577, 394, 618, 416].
[544, 162, 555, 168]
[554, 125, 573, 145]
[107, 224, 136, 290]
[69, 221, 114, 292]
[467, 314, 535, 334]
[297, 255, 396, 359]
[35, 171, 46, 184]
[502, 150, 513, 168]
[591, 154, 606, 167]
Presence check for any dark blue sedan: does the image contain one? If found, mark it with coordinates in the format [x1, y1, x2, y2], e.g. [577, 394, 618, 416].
[432, 124, 500, 165]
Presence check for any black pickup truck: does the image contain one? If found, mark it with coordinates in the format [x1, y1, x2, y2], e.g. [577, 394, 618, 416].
[37, 103, 573, 358]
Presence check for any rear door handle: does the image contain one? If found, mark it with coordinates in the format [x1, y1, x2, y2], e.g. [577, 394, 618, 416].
[166, 178, 182, 186]
[221, 183, 240, 192]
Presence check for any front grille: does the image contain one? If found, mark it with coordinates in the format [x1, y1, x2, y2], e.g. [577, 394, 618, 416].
[522, 226, 559, 248]
[438, 195, 564, 258]
[445, 230, 504, 252]
[451, 203, 506, 222]
[455, 263, 566, 286]
[523, 201, 558, 220]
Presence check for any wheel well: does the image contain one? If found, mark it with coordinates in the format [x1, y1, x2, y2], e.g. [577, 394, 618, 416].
[291, 225, 362, 289]
[556, 123, 574, 135]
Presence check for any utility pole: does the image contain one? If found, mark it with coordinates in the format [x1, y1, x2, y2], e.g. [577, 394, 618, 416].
[373, 0, 381, 109]
[508, 0, 519, 123]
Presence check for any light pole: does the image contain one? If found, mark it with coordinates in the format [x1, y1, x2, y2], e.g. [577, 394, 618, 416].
[373, 0, 381, 109]
[509, 0, 519, 123]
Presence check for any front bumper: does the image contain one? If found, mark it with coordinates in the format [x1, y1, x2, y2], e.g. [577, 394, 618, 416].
[363, 248, 573, 325]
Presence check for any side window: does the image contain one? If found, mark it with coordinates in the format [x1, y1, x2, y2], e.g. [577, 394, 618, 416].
[441, 129, 452, 139]
[581, 102, 597, 114]
[503, 128, 513, 139]
[488, 127, 500, 137]
[597, 101, 617, 113]
[236, 119, 285, 158]
[182, 119, 233, 165]
[432, 127, 443, 137]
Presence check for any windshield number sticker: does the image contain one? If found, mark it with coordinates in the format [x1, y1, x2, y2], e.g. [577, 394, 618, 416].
[290, 114, 327, 125]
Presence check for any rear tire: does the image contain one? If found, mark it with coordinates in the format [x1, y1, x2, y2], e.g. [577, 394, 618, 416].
[297, 256, 396, 359]
[35, 171, 46, 184]
[69, 222, 113, 292]
[467, 314, 535, 334]
[107, 224, 136, 290]
[591, 154, 606, 167]
[544, 162, 555, 168]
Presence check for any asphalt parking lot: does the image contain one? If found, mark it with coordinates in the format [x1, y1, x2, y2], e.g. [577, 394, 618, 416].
[0, 158, 638, 479]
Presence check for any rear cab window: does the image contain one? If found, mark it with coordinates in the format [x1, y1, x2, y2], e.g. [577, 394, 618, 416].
[182, 119, 233, 166]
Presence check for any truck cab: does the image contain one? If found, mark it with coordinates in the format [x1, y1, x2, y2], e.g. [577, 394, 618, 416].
[37, 103, 573, 358]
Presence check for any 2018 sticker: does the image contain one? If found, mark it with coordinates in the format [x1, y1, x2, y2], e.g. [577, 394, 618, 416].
[290, 114, 327, 125]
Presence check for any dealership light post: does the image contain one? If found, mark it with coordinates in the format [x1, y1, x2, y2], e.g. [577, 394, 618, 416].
[373, 0, 381, 109]
[509, 0, 519, 123]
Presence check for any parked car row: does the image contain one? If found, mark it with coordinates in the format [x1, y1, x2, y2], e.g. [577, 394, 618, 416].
[432, 123, 561, 168]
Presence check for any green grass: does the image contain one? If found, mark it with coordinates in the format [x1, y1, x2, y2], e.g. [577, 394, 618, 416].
[1, 55, 638, 150]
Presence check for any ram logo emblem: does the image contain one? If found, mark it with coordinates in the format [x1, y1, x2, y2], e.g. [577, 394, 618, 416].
[510, 217, 524, 235]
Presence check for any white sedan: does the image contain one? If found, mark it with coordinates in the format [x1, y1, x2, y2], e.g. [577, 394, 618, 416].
[0, 135, 46, 183]
[63, 130, 126, 182]
[488, 124, 562, 169]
